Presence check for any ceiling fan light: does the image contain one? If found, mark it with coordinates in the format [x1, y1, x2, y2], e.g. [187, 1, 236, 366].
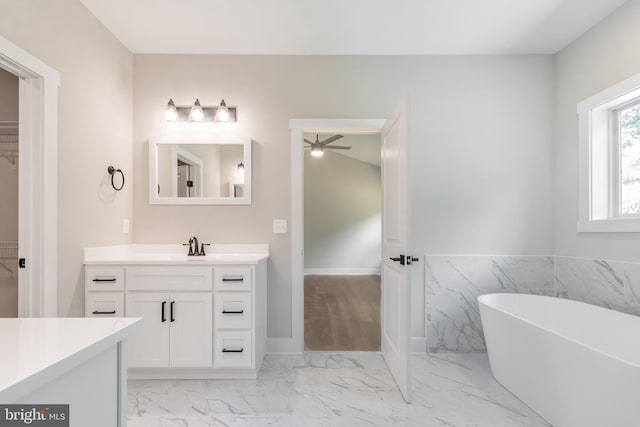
[310, 146, 324, 157]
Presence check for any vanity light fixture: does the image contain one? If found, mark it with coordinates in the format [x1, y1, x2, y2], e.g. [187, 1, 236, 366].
[163, 98, 238, 122]
[237, 162, 245, 171]
[214, 99, 231, 122]
[164, 99, 178, 121]
[189, 99, 205, 121]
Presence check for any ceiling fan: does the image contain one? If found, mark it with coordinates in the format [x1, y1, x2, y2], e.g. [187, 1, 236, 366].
[304, 134, 351, 157]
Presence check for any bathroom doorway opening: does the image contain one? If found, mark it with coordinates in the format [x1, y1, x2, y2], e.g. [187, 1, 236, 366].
[0, 68, 19, 317]
[303, 132, 382, 351]
[0, 35, 60, 317]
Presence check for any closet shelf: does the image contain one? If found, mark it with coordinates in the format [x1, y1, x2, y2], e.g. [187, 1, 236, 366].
[0, 241, 18, 277]
[0, 121, 18, 165]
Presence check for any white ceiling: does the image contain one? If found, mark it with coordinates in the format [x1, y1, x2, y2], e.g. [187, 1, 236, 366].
[80, 0, 627, 55]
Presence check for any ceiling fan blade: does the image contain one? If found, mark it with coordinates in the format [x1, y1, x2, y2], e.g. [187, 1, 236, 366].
[304, 139, 314, 145]
[325, 145, 351, 150]
[320, 134, 344, 145]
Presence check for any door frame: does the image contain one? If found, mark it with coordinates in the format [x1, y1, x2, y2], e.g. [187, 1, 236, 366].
[285, 119, 385, 353]
[0, 35, 60, 317]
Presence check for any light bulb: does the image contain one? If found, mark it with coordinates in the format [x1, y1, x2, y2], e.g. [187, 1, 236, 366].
[189, 99, 204, 121]
[164, 98, 178, 121]
[310, 146, 324, 157]
[214, 99, 231, 122]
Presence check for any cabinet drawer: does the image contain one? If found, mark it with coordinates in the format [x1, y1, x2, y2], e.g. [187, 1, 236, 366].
[127, 266, 213, 291]
[214, 293, 252, 330]
[86, 292, 124, 317]
[214, 266, 252, 291]
[85, 266, 124, 291]
[214, 331, 252, 368]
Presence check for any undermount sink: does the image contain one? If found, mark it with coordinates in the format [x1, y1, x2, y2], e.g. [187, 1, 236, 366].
[127, 253, 216, 261]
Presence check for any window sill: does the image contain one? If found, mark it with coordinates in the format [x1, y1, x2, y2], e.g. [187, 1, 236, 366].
[578, 218, 640, 233]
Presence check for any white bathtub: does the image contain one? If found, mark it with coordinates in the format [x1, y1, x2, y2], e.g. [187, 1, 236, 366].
[478, 293, 640, 427]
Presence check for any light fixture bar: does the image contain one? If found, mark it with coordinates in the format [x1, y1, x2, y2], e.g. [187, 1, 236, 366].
[165, 100, 238, 122]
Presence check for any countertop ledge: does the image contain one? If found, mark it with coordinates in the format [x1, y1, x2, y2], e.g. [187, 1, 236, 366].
[0, 317, 141, 402]
[83, 244, 269, 265]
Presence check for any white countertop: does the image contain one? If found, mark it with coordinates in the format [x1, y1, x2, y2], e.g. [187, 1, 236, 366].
[83, 244, 269, 265]
[0, 317, 141, 402]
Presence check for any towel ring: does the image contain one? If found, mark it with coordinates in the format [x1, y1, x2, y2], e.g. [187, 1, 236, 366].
[107, 166, 125, 191]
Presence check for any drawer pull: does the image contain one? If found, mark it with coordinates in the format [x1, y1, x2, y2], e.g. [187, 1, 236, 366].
[222, 277, 244, 282]
[92, 310, 116, 315]
[92, 277, 116, 282]
[222, 348, 244, 353]
[222, 310, 244, 314]
[161, 301, 167, 322]
[170, 301, 175, 322]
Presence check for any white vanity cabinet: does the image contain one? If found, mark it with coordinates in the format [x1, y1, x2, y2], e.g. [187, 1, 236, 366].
[83, 244, 269, 380]
[85, 266, 125, 317]
[125, 266, 213, 369]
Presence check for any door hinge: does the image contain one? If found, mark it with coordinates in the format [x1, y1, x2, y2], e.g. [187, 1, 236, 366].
[18, 258, 26, 268]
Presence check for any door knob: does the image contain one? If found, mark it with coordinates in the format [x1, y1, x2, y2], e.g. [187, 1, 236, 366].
[389, 255, 406, 265]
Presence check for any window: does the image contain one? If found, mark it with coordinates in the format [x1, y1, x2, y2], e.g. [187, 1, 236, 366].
[615, 100, 640, 216]
[578, 72, 640, 232]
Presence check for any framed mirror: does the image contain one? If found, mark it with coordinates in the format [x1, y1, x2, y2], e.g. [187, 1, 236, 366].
[149, 134, 251, 205]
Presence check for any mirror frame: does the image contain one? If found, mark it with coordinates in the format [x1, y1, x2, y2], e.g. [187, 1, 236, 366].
[149, 133, 252, 205]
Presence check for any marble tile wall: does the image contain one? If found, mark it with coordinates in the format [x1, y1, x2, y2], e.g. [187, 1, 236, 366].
[425, 254, 640, 354]
[555, 256, 640, 317]
[424, 256, 556, 353]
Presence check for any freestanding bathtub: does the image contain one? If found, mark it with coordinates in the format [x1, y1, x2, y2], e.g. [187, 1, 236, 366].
[478, 293, 640, 427]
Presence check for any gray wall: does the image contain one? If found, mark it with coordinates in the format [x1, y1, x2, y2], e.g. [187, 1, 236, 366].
[304, 148, 381, 274]
[133, 54, 555, 340]
[554, 0, 640, 262]
[0, 68, 18, 317]
[0, 0, 133, 316]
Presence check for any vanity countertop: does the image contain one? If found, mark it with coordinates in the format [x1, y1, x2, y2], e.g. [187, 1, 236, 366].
[0, 317, 141, 402]
[83, 244, 269, 265]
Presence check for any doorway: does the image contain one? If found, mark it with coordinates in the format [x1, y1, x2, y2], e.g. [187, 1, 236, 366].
[0, 68, 18, 317]
[303, 132, 382, 351]
[0, 35, 60, 317]
[290, 110, 413, 402]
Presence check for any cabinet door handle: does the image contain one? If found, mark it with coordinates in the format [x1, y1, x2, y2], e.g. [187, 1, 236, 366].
[92, 310, 116, 315]
[92, 277, 116, 282]
[222, 310, 244, 314]
[222, 348, 244, 353]
[161, 301, 166, 322]
[170, 301, 175, 322]
[222, 277, 244, 282]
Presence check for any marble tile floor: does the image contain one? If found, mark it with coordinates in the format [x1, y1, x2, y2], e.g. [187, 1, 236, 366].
[128, 353, 550, 426]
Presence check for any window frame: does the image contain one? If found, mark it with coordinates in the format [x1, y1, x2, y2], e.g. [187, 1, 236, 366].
[578, 72, 640, 232]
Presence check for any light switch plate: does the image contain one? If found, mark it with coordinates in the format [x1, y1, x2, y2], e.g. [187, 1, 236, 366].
[123, 219, 130, 234]
[273, 219, 287, 234]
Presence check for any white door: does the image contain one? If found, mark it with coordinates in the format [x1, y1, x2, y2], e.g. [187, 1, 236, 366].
[381, 99, 412, 402]
[169, 292, 213, 367]
[126, 292, 170, 367]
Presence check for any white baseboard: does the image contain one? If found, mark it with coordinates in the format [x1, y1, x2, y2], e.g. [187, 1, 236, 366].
[411, 337, 427, 354]
[267, 336, 427, 355]
[304, 268, 381, 275]
[266, 337, 302, 354]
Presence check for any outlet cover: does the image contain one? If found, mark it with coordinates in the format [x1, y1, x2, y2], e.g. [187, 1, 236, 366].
[273, 219, 287, 234]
